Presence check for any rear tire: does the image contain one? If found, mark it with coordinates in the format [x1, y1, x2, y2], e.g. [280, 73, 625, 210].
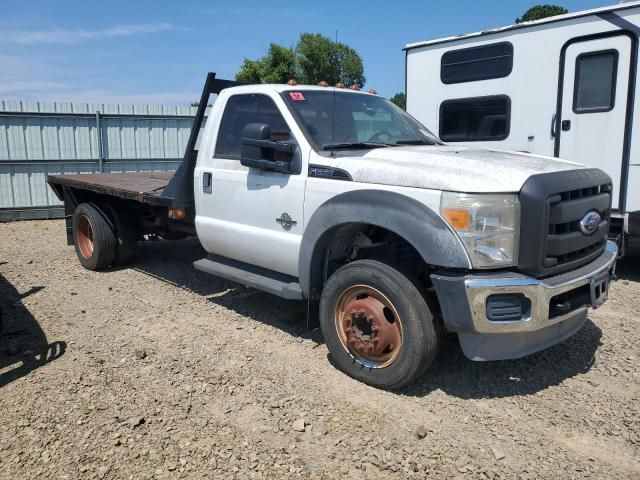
[73, 203, 117, 270]
[102, 204, 138, 265]
[319, 259, 439, 390]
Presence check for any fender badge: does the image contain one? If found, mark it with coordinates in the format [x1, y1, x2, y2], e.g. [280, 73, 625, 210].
[276, 213, 297, 231]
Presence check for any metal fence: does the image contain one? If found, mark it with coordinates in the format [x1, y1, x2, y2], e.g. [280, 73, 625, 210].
[0, 100, 204, 220]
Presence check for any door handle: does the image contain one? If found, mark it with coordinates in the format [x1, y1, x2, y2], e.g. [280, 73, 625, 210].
[203, 172, 212, 194]
[551, 113, 557, 138]
[561, 119, 571, 131]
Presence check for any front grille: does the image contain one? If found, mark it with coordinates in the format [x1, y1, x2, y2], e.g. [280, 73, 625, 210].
[544, 184, 611, 269]
[518, 168, 613, 278]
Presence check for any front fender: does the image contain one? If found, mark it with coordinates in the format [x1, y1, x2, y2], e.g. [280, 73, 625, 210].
[299, 189, 471, 298]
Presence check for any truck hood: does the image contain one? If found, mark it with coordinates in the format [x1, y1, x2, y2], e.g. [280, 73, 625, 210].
[317, 145, 585, 193]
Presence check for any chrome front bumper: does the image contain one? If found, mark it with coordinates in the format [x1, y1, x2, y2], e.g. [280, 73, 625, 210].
[431, 241, 617, 360]
[464, 241, 617, 334]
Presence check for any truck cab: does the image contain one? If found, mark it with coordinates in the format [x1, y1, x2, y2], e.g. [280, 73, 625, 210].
[48, 74, 617, 390]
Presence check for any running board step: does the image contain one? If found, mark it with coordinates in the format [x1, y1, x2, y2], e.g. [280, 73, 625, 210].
[193, 254, 303, 300]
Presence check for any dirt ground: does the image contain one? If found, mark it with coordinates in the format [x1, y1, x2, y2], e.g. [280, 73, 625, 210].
[0, 219, 638, 480]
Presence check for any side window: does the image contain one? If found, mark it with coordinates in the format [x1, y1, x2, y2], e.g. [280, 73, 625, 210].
[215, 94, 291, 159]
[439, 95, 510, 142]
[441, 42, 513, 84]
[573, 50, 618, 113]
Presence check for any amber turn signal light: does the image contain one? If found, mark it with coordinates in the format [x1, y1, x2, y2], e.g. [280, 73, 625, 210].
[168, 208, 185, 219]
[441, 208, 471, 230]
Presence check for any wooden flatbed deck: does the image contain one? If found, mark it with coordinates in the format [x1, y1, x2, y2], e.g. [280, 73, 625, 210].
[48, 172, 175, 206]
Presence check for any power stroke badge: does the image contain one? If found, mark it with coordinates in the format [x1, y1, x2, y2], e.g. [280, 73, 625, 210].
[276, 213, 297, 231]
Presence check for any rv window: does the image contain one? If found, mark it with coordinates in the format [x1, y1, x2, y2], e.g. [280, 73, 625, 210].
[573, 50, 618, 113]
[439, 96, 510, 142]
[441, 42, 513, 84]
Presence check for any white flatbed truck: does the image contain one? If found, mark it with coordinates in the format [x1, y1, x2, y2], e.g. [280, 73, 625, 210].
[48, 73, 617, 389]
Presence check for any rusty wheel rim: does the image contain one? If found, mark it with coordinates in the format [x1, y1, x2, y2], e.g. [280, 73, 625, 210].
[76, 214, 94, 259]
[334, 285, 403, 369]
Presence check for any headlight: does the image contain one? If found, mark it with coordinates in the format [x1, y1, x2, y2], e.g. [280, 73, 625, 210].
[440, 192, 520, 268]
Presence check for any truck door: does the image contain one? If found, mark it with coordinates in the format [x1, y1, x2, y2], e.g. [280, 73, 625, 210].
[557, 34, 633, 211]
[197, 93, 306, 277]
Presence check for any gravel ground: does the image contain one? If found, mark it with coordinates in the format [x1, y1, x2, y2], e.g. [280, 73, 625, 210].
[0, 219, 639, 480]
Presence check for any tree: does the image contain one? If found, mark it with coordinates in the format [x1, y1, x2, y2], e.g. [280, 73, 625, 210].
[235, 33, 366, 88]
[390, 92, 406, 110]
[333, 43, 366, 88]
[296, 33, 366, 88]
[236, 44, 296, 84]
[516, 4, 568, 23]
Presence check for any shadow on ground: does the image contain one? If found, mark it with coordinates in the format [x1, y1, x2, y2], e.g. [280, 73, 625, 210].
[0, 275, 66, 388]
[132, 237, 607, 399]
[132, 238, 313, 339]
[402, 319, 601, 399]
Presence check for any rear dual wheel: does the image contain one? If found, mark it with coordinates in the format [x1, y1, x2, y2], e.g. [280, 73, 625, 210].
[102, 204, 139, 265]
[73, 203, 138, 270]
[73, 203, 117, 270]
[319, 259, 439, 390]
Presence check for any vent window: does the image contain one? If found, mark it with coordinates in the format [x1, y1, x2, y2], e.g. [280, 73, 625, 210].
[441, 42, 513, 84]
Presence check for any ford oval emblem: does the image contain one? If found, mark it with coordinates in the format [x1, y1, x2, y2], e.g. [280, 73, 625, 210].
[579, 211, 601, 235]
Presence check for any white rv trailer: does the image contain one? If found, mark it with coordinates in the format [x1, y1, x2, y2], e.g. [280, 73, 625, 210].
[405, 2, 640, 248]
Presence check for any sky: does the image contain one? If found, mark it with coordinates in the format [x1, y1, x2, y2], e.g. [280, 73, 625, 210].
[0, 0, 627, 105]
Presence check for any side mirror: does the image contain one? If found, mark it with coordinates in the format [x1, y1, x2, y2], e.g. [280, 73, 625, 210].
[240, 123, 294, 173]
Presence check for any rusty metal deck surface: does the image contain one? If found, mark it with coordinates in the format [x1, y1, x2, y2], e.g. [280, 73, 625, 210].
[47, 172, 175, 206]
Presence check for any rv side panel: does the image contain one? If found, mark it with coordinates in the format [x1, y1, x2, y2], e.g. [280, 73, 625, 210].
[406, 7, 639, 218]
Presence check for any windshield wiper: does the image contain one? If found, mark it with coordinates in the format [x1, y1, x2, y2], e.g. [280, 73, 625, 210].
[393, 139, 435, 145]
[321, 142, 391, 151]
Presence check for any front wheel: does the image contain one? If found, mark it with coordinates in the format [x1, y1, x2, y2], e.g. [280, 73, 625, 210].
[319, 259, 439, 389]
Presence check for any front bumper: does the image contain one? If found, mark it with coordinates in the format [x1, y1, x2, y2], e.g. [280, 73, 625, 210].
[431, 241, 617, 361]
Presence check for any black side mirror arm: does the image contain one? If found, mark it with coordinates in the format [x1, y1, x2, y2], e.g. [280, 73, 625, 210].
[240, 157, 292, 173]
[241, 137, 294, 153]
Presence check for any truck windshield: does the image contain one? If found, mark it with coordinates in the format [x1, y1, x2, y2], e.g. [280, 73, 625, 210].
[282, 90, 441, 151]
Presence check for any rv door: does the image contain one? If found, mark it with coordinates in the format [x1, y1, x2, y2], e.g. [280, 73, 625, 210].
[557, 34, 633, 211]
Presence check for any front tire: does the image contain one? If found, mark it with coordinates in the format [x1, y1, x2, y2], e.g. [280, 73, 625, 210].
[73, 203, 117, 270]
[319, 259, 439, 389]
